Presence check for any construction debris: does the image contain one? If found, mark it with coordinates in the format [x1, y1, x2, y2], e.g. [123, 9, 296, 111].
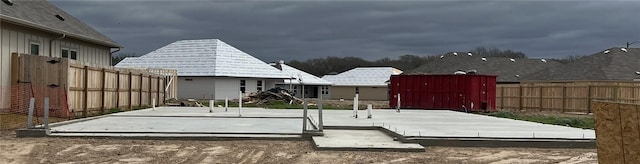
[164, 98, 205, 107]
[244, 87, 303, 104]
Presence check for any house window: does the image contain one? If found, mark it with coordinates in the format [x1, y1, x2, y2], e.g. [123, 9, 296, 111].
[30, 42, 40, 55]
[70, 50, 77, 60]
[61, 49, 69, 58]
[257, 80, 263, 91]
[61, 48, 77, 59]
[240, 80, 246, 93]
[322, 86, 329, 94]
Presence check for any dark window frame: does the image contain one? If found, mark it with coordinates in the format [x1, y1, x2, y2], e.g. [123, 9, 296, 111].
[30, 42, 40, 55]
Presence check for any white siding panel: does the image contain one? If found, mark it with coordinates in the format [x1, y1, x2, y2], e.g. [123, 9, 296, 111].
[19, 32, 26, 54]
[245, 79, 258, 93]
[265, 79, 277, 89]
[9, 31, 19, 53]
[177, 77, 215, 99]
[214, 78, 240, 100]
[0, 28, 8, 109]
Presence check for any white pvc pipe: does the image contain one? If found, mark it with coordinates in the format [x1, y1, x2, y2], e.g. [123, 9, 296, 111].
[353, 94, 359, 118]
[239, 91, 243, 117]
[152, 98, 156, 111]
[396, 93, 401, 113]
[225, 96, 228, 112]
[209, 100, 214, 113]
[367, 104, 372, 119]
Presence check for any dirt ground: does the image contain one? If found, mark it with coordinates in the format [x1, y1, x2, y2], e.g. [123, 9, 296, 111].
[0, 131, 596, 164]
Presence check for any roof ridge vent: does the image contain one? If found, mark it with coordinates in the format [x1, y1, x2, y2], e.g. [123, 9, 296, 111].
[2, 0, 14, 6]
[55, 14, 65, 21]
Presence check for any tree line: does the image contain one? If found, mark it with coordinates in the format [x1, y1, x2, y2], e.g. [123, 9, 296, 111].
[288, 47, 529, 76]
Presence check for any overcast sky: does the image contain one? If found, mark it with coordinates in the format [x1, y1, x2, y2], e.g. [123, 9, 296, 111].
[51, 0, 640, 62]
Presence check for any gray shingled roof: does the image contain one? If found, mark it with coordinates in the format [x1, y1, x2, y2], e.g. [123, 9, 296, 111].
[409, 52, 562, 82]
[522, 47, 640, 81]
[0, 0, 120, 47]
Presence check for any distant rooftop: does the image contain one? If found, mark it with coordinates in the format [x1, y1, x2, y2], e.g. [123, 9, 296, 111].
[409, 52, 562, 82]
[272, 63, 333, 85]
[116, 39, 290, 79]
[322, 67, 403, 86]
[522, 47, 640, 81]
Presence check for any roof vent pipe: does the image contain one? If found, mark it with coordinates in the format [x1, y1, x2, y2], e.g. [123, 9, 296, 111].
[2, 0, 13, 6]
[55, 15, 65, 21]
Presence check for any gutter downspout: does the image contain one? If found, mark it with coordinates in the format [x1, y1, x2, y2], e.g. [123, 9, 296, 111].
[49, 34, 66, 57]
[110, 48, 121, 66]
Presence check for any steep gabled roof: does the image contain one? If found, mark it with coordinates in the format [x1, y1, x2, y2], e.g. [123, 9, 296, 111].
[522, 47, 640, 81]
[409, 52, 562, 82]
[116, 39, 291, 79]
[273, 63, 333, 85]
[0, 0, 120, 47]
[322, 67, 402, 86]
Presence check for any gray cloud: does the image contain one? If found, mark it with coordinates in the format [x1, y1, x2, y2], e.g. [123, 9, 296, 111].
[51, 1, 640, 62]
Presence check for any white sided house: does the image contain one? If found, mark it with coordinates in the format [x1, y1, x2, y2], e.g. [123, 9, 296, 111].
[1, 0, 121, 110]
[116, 39, 291, 100]
[322, 67, 402, 101]
[271, 62, 333, 99]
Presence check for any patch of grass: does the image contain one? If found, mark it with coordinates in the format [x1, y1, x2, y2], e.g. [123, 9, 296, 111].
[487, 111, 594, 129]
[108, 108, 123, 114]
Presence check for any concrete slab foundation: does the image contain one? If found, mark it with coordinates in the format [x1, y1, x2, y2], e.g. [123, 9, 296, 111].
[16, 128, 50, 137]
[41, 107, 595, 148]
[312, 129, 424, 152]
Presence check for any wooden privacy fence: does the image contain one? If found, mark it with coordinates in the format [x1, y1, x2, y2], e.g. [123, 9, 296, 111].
[593, 101, 640, 163]
[497, 81, 640, 113]
[11, 53, 177, 118]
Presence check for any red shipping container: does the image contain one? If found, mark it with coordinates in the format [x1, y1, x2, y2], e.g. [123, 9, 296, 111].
[389, 74, 497, 112]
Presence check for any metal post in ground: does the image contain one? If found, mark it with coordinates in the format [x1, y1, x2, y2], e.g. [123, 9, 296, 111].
[367, 104, 372, 119]
[239, 91, 243, 117]
[27, 98, 35, 128]
[152, 98, 156, 111]
[302, 84, 308, 132]
[318, 86, 324, 131]
[44, 97, 49, 129]
[209, 100, 214, 113]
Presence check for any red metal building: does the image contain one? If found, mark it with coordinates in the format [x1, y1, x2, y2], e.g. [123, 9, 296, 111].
[389, 74, 497, 112]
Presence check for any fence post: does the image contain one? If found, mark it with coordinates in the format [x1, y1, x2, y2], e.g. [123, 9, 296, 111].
[587, 85, 592, 113]
[613, 84, 619, 102]
[128, 72, 132, 110]
[562, 86, 566, 113]
[148, 75, 152, 106]
[100, 68, 106, 114]
[116, 71, 120, 109]
[539, 86, 543, 111]
[83, 66, 88, 117]
[139, 73, 143, 108]
[157, 76, 160, 106]
[519, 84, 523, 111]
[500, 86, 504, 109]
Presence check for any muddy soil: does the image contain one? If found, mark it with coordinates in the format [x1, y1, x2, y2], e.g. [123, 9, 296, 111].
[0, 131, 596, 164]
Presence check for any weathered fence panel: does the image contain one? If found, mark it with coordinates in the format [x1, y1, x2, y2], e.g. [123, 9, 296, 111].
[593, 101, 640, 164]
[498, 81, 640, 113]
[10, 54, 176, 118]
